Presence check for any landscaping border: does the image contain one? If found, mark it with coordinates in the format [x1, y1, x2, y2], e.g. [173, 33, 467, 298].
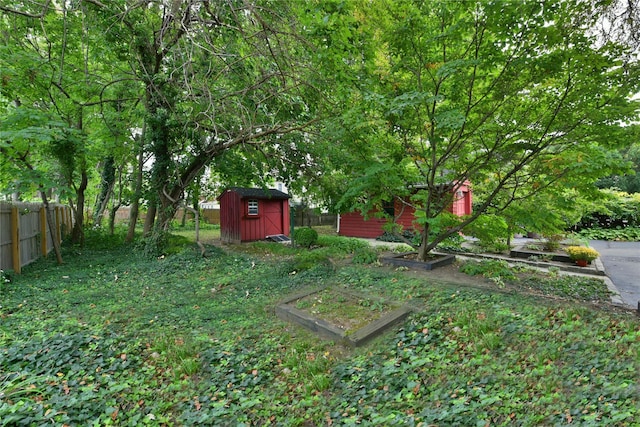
[381, 252, 456, 270]
[275, 287, 413, 347]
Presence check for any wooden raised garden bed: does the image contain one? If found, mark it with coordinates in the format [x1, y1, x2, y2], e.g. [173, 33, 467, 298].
[509, 246, 573, 263]
[276, 286, 413, 347]
[381, 252, 456, 270]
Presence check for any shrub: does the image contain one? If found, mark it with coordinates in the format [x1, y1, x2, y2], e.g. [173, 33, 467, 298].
[565, 246, 599, 262]
[575, 190, 640, 229]
[293, 227, 319, 248]
[542, 234, 564, 252]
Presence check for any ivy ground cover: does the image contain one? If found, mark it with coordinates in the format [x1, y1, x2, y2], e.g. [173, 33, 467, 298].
[1, 233, 638, 426]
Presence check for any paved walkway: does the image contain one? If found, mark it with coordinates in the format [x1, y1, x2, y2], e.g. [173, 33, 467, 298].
[589, 240, 640, 310]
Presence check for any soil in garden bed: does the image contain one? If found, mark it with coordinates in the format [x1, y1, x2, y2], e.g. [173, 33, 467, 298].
[510, 244, 574, 263]
[293, 287, 398, 332]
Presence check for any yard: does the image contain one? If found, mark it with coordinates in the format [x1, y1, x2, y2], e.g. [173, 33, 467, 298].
[1, 228, 638, 426]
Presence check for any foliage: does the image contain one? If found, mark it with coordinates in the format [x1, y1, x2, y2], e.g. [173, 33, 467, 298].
[0, 269, 11, 284]
[542, 234, 565, 252]
[436, 233, 467, 253]
[0, 229, 637, 425]
[463, 215, 509, 245]
[496, 189, 586, 241]
[576, 226, 640, 242]
[328, 0, 639, 261]
[478, 241, 511, 254]
[316, 235, 369, 253]
[293, 227, 319, 248]
[290, 250, 334, 273]
[1, 0, 327, 250]
[519, 275, 613, 302]
[460, 260, 518, 283]
[460, 259, 613, 303]
[377, 229, 422, 247]
[565, 246, 600, 262]
[463, 214, 511, 253]
[135, 230, 170, 259]
[597, 141, 640, 194]
[331, 299, 635, 425]
[576, 191, 640, 229]
[352, 247, 379, 264]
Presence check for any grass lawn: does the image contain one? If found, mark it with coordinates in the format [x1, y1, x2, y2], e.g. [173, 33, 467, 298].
[1, 228, 638, 426]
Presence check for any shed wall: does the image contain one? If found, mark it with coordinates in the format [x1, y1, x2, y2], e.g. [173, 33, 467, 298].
[339, 201, 416, 238]
[220, 191, 242, 243]
[339, 183, 472, 239]
[219, 190, 290, 243]
[241, 199, 290, 242]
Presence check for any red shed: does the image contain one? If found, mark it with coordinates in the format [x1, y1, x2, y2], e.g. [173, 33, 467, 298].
[218, 187, 290, 243]
[338, 181, 472, 238]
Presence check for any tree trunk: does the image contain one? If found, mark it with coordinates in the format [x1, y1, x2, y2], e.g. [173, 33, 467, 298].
[156, 193, 179, 232]
[71, 170, 88, 246]
[418, 227, 429, 261]
[108, 202, 121, 235]
[181, 204, 188, 226]
[93, 156, 116, 227]
[126, 137, 145, 243]
[126, 201, 140, 242]
[143, 202, 157, 236]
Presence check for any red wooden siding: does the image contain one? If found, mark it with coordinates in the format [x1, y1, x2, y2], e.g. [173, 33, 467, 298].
[219, 188, 290, 243]
[339, 182, 472, 239]
[338, 200, 417, 239]
[449, 181, 472, 216]
[338, 211, 389, 238]
[219, 190, 242, 243]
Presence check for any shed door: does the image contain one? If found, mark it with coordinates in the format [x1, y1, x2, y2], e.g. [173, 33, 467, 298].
[264, 201, 284, 236]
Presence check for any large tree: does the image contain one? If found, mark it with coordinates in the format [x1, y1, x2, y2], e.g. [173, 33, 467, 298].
[85, 0, 323, 251]
[0, 0, 141, 246]
[2, 0, 325, 252]
[330, 0, 640, 259]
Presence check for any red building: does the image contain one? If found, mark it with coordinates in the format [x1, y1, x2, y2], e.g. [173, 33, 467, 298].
[218, 187, 290, 243]
[338, 181, 472, 239]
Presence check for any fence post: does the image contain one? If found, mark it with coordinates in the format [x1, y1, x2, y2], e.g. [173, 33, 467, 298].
[55, 206, 61, 244]
[40, 206, 48, 256]
[66, 207, 72, 236]
[11, 206, 21, 274]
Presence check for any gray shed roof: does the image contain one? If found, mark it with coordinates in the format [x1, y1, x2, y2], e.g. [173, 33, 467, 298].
[221, 187, 290, 200]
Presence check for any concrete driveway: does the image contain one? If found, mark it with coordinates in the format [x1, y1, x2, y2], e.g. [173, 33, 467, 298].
[590, 240, 640, 309]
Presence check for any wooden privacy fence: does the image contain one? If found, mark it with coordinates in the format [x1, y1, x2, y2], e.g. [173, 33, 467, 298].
[0, 202, 73, 274]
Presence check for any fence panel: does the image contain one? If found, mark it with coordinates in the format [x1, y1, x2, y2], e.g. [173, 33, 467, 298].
[0, 202, 72, 273]
[294, 208, 337, 228]
[18, 203, 42, 271]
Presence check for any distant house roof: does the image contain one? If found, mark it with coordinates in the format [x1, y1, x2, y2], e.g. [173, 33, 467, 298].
[218, 187, 290, 200]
